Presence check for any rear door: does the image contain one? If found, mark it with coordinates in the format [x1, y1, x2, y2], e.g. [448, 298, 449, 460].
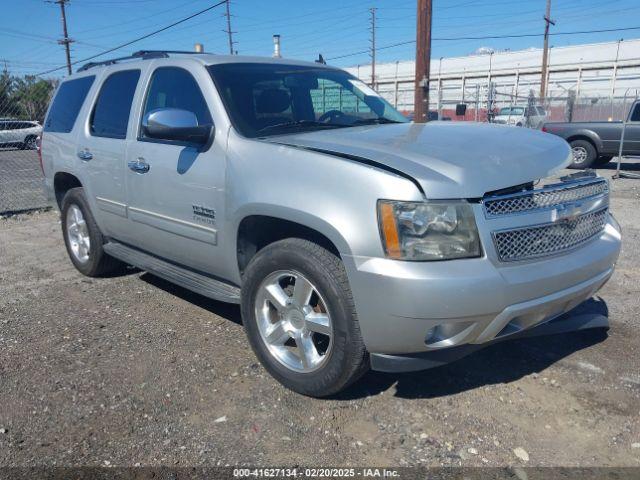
[76, 68, 141, 240]
[125, 65, 226, 274]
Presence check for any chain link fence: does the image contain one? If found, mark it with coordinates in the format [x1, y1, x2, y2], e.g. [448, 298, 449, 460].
[381, 79, 639, 127]
[0, 71, 55, 215]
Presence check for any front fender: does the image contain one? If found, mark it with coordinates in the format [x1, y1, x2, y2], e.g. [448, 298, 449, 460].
[221, 132, 424, 284]
[231, 203, 352, 256]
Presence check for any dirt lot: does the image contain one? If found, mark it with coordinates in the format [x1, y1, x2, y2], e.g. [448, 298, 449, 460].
[1, 161, 639, 468]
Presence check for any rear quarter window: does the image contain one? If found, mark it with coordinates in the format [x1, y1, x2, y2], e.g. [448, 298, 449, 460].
[44, 76, 95, 133]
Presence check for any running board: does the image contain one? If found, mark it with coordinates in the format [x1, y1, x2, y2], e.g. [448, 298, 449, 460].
[103, 241, 241, 304]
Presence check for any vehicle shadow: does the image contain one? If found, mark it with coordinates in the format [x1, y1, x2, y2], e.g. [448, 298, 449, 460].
[338, 298, 609, 400]
[600, 157, 640, 171]
[134, 272, 609, 400]
[139, 272, 243, 326]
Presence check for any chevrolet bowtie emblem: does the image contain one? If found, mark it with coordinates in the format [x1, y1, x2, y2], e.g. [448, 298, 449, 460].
[552, 201, 584, 223]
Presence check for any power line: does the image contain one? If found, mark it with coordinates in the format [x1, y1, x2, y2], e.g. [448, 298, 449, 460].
[327, 25, 640, 61]
[36, 0, 227, 76]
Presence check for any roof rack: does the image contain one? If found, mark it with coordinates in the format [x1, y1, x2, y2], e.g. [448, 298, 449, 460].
[77, 50, 207, 72]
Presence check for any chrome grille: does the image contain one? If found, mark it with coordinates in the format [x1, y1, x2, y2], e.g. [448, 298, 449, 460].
[493, 208, 608, 262]
[484, 178, 608, 217]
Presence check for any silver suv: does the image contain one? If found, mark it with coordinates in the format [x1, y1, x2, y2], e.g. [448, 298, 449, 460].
[41, 51, 621, 397]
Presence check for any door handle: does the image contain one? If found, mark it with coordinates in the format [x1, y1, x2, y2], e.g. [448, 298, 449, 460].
[77, 149, 93, 161]
[128, 157, 150, 174]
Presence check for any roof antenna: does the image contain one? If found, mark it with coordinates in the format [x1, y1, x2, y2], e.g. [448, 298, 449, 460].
[316, 53, 326, 65]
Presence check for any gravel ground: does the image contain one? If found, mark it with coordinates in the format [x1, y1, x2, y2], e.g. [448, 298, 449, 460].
[1, 161, 639, 468]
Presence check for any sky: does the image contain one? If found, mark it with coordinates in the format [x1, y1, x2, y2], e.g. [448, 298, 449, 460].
[2, 0, 640, 78]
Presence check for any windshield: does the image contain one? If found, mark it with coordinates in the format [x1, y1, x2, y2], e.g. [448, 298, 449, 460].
[208, 63, 408, 138]
[499, 107, 524, 116]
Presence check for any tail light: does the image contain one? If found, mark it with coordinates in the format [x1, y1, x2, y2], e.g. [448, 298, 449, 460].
[37, 134, 44, 174]
[541, 126, 547, 133]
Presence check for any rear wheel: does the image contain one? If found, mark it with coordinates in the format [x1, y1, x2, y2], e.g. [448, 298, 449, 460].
[61, 188, 123, 277]
[241, 238, 369, 397]
[569, 139, 597, 169]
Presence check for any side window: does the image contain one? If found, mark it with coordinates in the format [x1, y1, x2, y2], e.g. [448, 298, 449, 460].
[45, 76, 95, 133]
[90, 70, 140, 139]
[141, 67, 212, 140]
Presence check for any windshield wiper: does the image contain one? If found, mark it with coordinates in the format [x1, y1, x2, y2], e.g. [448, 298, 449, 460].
[256, 120, 346, 135]
[351, 118, 404, 126]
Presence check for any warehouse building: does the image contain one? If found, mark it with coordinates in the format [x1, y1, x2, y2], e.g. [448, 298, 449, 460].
[345, 38, 640, 121]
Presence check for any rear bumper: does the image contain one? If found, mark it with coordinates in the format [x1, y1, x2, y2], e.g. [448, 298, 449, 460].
[343, 216, 621, 356]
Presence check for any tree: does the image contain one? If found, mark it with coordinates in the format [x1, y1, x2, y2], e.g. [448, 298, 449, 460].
[11, 76, 55, 122]
[0, 68, 20, 119]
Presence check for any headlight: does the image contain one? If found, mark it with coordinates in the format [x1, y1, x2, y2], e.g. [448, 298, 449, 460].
[378, 200, 481, 261]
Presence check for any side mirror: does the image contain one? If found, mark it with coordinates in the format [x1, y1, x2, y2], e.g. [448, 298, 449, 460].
[142, 108, 213, 144]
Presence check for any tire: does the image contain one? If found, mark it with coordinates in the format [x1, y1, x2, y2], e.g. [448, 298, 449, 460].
[61, 187, 123, 277]
[569, 139, 597, 169]
[596, 155, 613, 166]
[241, 238, 369, 397]
[21, 135, 37, 150]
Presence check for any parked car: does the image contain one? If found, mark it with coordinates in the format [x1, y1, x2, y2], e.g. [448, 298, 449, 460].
[542, 100, 640, 168]
[0, 119, 42, 149]
[493, 106, 547, 128]
[41, 51, 621, 397]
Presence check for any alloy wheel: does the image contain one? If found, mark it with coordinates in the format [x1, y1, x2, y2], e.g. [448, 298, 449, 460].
[255, 270, 333, 373]
[66, 204, 91, 263]
[572, 146, 588, 165]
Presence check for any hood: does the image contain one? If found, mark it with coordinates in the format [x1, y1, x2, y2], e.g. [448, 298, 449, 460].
[266, 122, 571, 198]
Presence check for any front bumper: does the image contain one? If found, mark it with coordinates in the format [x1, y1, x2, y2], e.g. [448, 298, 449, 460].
[369, 306, 609, 372]
[343, 216, 621, 359]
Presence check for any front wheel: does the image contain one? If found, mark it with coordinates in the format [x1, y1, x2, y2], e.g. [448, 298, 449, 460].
[241, 238, 369, 397]
[569, 139, 597, 169]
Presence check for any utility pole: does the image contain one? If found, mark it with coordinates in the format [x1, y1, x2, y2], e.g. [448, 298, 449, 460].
[369, 7, 376, 88]
[52, 0, 73, 75]
[223, 0, 235, 55]
[539, 0, 555, 100]
[414, 0, 432, 122]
